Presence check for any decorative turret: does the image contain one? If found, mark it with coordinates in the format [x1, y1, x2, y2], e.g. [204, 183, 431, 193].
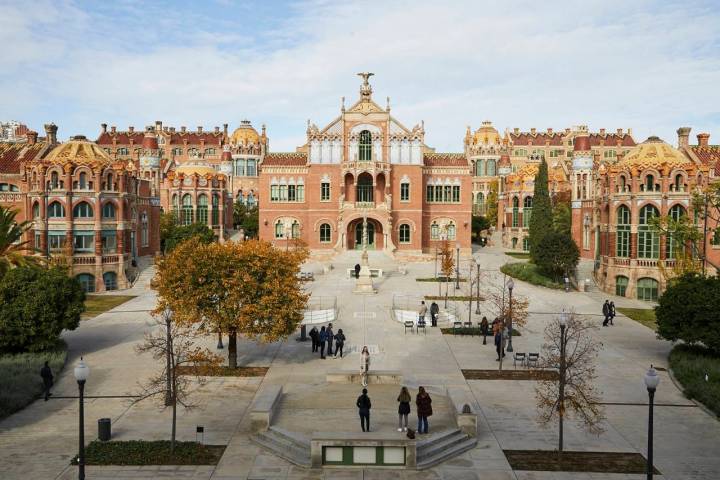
[219, 144, 233, 176]
[139, 128, 161, 195]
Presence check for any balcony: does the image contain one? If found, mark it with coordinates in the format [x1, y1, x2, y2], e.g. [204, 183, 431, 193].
[636, 259, 658, 267]
[355, 201, 375, 209]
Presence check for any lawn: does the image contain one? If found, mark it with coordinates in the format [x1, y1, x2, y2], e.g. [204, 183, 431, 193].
[616, 307, 656, 331]
[669, 344, 720, 417]
[500, 262, 564, 289]
[83, 295, 136, 319]
[0, 341, 67, 419]
[505, 252, 531, 259]
[73, 440, 225, 465]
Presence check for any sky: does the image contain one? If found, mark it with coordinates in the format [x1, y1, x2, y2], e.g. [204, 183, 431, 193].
[1, 0, 719, 152]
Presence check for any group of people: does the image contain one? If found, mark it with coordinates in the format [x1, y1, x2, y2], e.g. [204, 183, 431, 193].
[602, 300, 617, 327]
[356, 386, 433, 434]
[418, 301, 440, 327]
[308, 324, 346, 359]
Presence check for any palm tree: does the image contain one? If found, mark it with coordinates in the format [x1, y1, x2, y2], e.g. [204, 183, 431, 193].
[0, 205, 38, 277]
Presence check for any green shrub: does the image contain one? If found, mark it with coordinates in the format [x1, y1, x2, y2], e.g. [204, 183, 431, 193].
[75, 440, 225, 465]
[0, 341, 67, 419]
[164, 223, 215, 253]
[533, 232, 579, 281]
[500, 262, 563, 289]
[669, 344, 720, 417]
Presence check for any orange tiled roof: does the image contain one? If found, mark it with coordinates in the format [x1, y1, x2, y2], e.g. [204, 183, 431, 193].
[690, 145, 720, 170]
[423, 153, 467, 167]
[263, 152, 307, 166]
[588, 133, 636, 147]
[0, 142, 45, 173]
[510, 132, 565, 146]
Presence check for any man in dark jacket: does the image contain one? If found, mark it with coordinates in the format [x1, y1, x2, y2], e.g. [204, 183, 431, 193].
[326, 324, 334, 356]
[430, 302, 439, 327]
[602, 300, 610, 326]
[309, 326, 318, 352]
[333, 329, 346, 358]
[40, 361, 54, 401]
[318, 326, 327, 359]
[609, 301, 616, 326]
[415, 386, 433, 434]
[354, 263, 361, 279]
[356, 388, 372, 432]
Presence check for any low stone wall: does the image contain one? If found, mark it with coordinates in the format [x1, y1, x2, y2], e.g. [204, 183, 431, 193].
[326, 370, 403, 385]
[310, 432, 417, 468]
[249, 384, 283, 433]
[445, 386, 478, 437]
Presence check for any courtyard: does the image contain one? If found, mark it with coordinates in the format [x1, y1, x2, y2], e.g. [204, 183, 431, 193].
[0, 238, 718, 480]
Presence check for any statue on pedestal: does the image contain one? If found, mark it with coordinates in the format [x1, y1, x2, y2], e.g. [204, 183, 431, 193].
[354, 214, 377, 294]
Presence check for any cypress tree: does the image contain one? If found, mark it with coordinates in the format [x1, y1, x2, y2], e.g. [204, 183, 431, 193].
[528, 158, 553, 262]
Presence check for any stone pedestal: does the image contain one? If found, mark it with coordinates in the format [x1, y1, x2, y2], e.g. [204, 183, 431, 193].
[353, 249, 376, 294]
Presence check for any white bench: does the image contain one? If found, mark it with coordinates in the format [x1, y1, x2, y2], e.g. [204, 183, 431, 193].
[346, 268, 383, 278]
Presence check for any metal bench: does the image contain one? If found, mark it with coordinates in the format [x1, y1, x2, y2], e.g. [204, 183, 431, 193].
[513, 352, 526, 368]
[463, 321, 473, 335]
[453, 321, 462, 334]
[526, 352, 539, 368]
[404, 321, 415, 334]
[417, 321, 427, 335]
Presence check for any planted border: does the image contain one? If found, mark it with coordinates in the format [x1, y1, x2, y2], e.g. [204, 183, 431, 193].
[72, 440, 225, 465]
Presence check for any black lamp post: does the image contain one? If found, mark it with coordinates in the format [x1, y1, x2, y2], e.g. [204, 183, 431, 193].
[455, 242, 461, 289]
[74, 357, 90, 480]
[506, 279, 514, 352]
[558, 310, 568, 452]
[644, 365, 660, 479]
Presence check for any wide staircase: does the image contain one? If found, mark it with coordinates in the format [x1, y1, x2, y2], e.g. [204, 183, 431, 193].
[252, 426, 311, 468]
[416, 428, 476, 469]
[575, 259, 599, 293]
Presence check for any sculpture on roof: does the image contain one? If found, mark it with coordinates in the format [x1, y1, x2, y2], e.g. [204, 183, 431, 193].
[357, 72, 374, 100]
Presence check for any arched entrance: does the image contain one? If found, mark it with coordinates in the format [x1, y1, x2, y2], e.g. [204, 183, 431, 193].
[347, 218, 383, 250]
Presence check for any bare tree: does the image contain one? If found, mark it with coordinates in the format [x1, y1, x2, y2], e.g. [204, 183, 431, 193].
[133, 311, 222, 454]
[484, 277, 529, 330]
[439, 237, 454, 307]
[534, 311, 605, 453]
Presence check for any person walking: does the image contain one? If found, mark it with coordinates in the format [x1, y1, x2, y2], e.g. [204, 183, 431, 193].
[430, 301, 439, 327]
[480, 316, 489, 344]
[334, 329, 346, 358]
[494, 324, 504, 361]
[326, 324, 334, 356]
[40, 361, 54, 401]
[318, 326, 327, 359]
[416, 386, 433, 434]
[418, 301, 428, 326]
[356, 388, 372, 432]
[309, 326, 318, 353]
[397, 386, 411, 432]
[609, 301, 616, 326]
[360, 346, 370, 387]
[602, 300, 610, 326]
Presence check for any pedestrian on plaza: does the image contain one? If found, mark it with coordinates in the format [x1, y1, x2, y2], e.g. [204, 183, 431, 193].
[494, 325, 505, 361]
[415, 386, 433, 434]
[309, 326, 319, 353]
[356, 388, 372, 432]
[326, 323, 334, 356]
[334, 329, 346, 358]
[360, 345, 370, 387]
[480, 316, 489, 345]
[318, 326, 327, 359]
[397, 386, 411, 432]
[354, 263, 361, 279]
[602, 300, 611, 326]
[430, 301, 439, 327]
[609, 301, 616, 326]
[418, 301, 428, 326]
[502, 324, 509, 354]
[40, 361, 54, 401]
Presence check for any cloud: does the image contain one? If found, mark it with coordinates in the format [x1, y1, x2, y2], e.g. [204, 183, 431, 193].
[1, 0, 719, 149]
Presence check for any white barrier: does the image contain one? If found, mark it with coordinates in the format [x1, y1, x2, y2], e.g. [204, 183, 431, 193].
[393, 310, 418, 324]
[302, 309, 336, 325]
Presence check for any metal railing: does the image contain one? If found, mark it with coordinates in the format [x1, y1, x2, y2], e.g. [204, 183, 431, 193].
[304, 295, 338, 324]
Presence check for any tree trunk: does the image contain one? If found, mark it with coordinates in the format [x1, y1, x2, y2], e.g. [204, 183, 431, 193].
[228, 328, 238, 368]
[170, 356, 177, 455]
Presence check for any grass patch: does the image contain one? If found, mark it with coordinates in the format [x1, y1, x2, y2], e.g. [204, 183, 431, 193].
[504, 450, 659, 474]
[73, 440, 225, 465]
[416, 277, 467, 282]
[616, 308, 656, 331]
[83, 295, 136, 319]
[670, 344, 720, 417]
[505, 252, 530, 259]
[463, 369, 558, 381]
[0, 340, 67, 419]
[500, 262, 563, 289]
[441, 327, 520, 336]
[176, 365, 268, 377]
[424, 295, 485, 301]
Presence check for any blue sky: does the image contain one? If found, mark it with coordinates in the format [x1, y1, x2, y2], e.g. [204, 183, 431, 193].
[1, 0, 719, 151]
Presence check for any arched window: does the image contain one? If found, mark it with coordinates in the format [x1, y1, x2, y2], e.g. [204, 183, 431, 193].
[32, 202, 40, 218]
[76, 274, 95, 293]
[117, 147, 129, 156]
[431, 222, 439, 240]
[644, 174, 655, 192]
[75, 172, 88, 190]
[320, 223, 331, 243]
[105, 172, 114, 191]
[247, 191, 256, 207]
[522, 237, 529, 252]
[446, 222, 456, 240]
[356, 173, 373, 203]
[172, 194, 179, 221]
[359, 130, 372, 161]
[673, 174, 684, 192]
[212, 194, 220, 226]
[204, 148, 216, 156]
[512, 197, 519, 227]
[237, 191, 245, 204]
[522, 196, 533, 228]
[638, 204, 659, 258]
[48, 201, 64, 218]
[637, 277, 659, 301]
[188, 147, 199, 157]
[103, 272, 117, 291]
[73, 202, 93, 218]
[512, 237, 518, 249]
[399, 224, 411, 244]
[618, 176, 627, 193]
[274, 220, 284, 238]
[615, 276, 629, 297]
[291, 220, 300, 239]
[181, 194, 193, 225]
[616, 205, 630, 257]
[486, 159, 496, 176]
[197, 194, 208, 224]
[666, 205, 687, 258]
[102, 202, 116, 219]
[141, 212, 149, 247]
[475, 192, 485, 215]
[50, 171, 60, 189]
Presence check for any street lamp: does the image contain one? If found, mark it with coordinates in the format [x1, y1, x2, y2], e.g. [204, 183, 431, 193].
[558, 310, 569, 453]
[455, 242, 461, 289]
[474, 257, 481, 315]
[506, 278, 515, 352]
[74, 357, 90, 480]
[644, 365, 660, 480]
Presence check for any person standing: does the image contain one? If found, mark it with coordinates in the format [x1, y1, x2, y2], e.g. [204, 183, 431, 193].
[502, 324, 509, 355]
[354, 263, 361, 279]
[480, 316, 489, 344]
[360, 346, 370, 387]
[318, 326, 327, 359]
[40, 361, 54, 401]
[309, 326, 318, 353]
[430, 301, 439, 327]
[334, 329, 346, 358]
[397, 386, 411, 432]
[326, 324, 334, 356]
[356, 388, 372, 432]
[418, 301, 428, 326]
[494, 324, 504, 361]
[416, 386, 433, 434]
[602, 300, 610, 326]
[609, 301, 616, 326]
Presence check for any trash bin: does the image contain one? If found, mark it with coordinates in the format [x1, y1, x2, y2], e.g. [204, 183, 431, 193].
[98, 418, 111, 441]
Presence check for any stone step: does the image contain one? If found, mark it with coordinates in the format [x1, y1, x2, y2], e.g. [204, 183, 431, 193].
[268, 426, 310, 445]
[416, 436, 477, 470]
[416, 428, 461, 452]
[417, 429, 467, 456]
[252, 430, 310, 467]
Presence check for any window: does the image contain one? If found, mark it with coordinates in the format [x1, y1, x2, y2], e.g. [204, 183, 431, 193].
[35, 232, 41, 250]
[172, 194, 180, 222]
[172, 147, 183, 156]
[522, 196, 533, 228]
[673, 174, 684, 192]
[197, 194, 208, 225]
[291, 221, 300, 239]
[237, 191, 244, 205]
[638, 204, 659, 258]
[615, 276, 629, 297]
[431, 222, 439, 240]
[712, 228, 720, 246]
[357, 175, 373, 203]
[604, 150, 616, 158]
[475, 160, 485, 176]
[246, 159, 257, 177]
[141, 212, 149, 247]
[104, 173, 114, 191]
[447, 223, 456, 240]
[321, 182, 331, 201]
[212, 194, 220, 226]
[102, 202, 116, 219]
[444, 185, 452, 203]
[400, 182, 410, 202]
[426, 184, 434, 203]
[73, 231, 95, 252]
[514, 149, 527, 156]
[204, 148, 216, 156]
[271, 184, 280, 202]
[117, 147, 129, 156]
[452, 185, 460, 203]
[320, 223, 331, 243]
[399, 224, 411, 243]
[246, 191, 255, 207]
[101, 231, 116, 253]
[188, 148, 199, 157]
[32, 202, 40, 218]
[666, 205, 686, 258]
[512, 197, 519, 227]
[0, 183, 20, 192]
[359, 130, 372, 161]
[275, 221, 284, 238]
[181, 194, 193, 225]
[49, 232, 66, 251]
[76, 274, 95, 293]
[644, 174, 656, 192]
[522, 237, 529, 252]
[637, 277, 659, 301]
[50, 171, 60, 189]
[103, 272, 117, 291]
[48, 202, 65, 218]
[235, 159, 245, 176]
[616, 205, 630, 257]
[279, 184, 288, 202]
[618, 176, 628, 193]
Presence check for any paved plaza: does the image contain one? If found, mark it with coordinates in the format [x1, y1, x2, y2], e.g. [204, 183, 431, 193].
[1, 238, 719, 480]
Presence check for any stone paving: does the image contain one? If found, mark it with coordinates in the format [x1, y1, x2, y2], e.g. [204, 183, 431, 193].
[1, 237, 719, 479]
